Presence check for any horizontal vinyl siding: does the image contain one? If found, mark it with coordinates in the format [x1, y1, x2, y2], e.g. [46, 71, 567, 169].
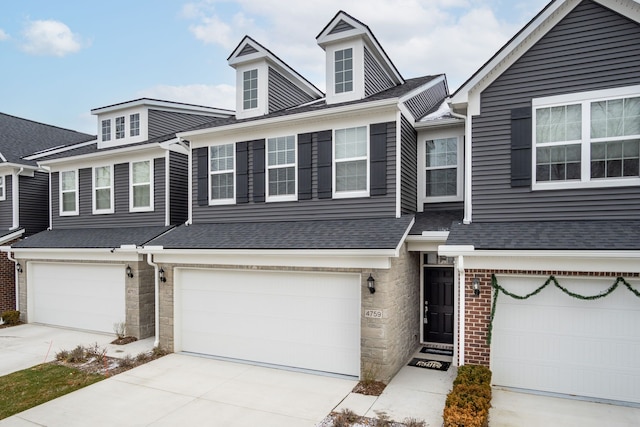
[169, 151, 188, 225]
[192, 122, 397, 223]
[404, 80, 448, 120]
[0, 175, 12, 231]
[18, 172, 49, 236]
[268, 68, 315, 114]
[52, 158, 166, 228]
[148, 110, 219, 139]
[364, 47, 395, 97]
[473, 0, 640, 222]
[400, 115, 417, 214]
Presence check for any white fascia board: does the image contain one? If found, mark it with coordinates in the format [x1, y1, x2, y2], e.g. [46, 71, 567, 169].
[9, 248, 142, 262]
[438, 245, 475, 256]
[406, 233, 448, 253]
[91, 98, 233, 117]
[414, 118, 464, 130]
[395, 217, 416, 254]
[438, 245, 640, 259]
[0, 163, 40, 174]
[38, 143, 167, 170]
[0, 229, 25, 246]
[0, 151, 7, 162]
[178, 98, 399, 140]
[421, 231, 450, 240]
[25, 139, 98, 161]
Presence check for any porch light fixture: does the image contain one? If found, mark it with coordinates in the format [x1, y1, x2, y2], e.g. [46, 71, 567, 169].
[159, 268, 167, 283]
[367, 274, 376, 294]
[473, 277, 480, 297]
[126, 265, 133, 278]
[16, 263, 22, 274]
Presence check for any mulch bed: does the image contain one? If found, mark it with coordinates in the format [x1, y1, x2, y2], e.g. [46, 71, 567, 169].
[352, 380, 387, 396]
[110, 336, 138, 345]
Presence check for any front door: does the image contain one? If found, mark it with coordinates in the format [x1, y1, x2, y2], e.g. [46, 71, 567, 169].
[423, 267, 454, 344]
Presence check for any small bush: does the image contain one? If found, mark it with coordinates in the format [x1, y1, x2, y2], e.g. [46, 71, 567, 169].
[67, 345, 88, 363]
[332, 408, 360, 427]
[55, 349, 69, 361]
[118, 354, 135, 369]
[85, 343, 107, 359]
[453, 365, 492, 387]
[136, 352, 151, 363]
[403, 418, 426, 427]
[151, 346, 168, 357]
[443, 365, 492, 427]
[374, 411, 393, 427]
[1, 309, 20, 325]
[113, 322, 126, 339]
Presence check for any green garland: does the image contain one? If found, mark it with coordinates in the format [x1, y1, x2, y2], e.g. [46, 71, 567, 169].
[487, 274, 640, 344]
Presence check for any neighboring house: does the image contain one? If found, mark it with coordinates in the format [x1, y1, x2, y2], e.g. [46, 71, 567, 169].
[0, 113, 94, 313]
[9, 99, 233, 338]
[440, 0, 640, 405]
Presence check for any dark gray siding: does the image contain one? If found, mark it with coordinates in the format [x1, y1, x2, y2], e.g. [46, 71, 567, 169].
[169, 151, 188, 225]
[404, 79, 448, 120]
[0, 175, 12, 231]
[400, 115, 417, 214]
[52, 158, 166, 228]
[328, 19, 355, 34]
[148, 111, 219, 139]
[364, 47, 395, 97]
[474, 0, 640, 222]
[192, 122, 397, 223]
[238, 44, 258, 56]
[268, 68, 316, 113]
[19, 172, 49, 237]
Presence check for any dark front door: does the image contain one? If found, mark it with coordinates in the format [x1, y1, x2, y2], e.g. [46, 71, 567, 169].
[423, 267, 454, 344]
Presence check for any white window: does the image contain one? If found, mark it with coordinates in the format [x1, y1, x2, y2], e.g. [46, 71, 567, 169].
[115, 116, 125, 139]
[267, 136, 296, 201]
[243, 69, 258, 110]
[93, 165, 113, 214]
[130, 160, 153, 211]
[425, 137, 461, 199]
[533, 86, 640, 190]
[59, 170, 78, 215]
[0, 176, 5, 201]
[130, 113, 140, 137]
[335, 48, 353, 94]
[101, 119, 111, 142]
[210, 144, 235, 204]
[334, 126, 368, 197]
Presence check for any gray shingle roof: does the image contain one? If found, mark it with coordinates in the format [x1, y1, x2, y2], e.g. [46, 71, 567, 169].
[410, 210, 464, 234]
[446, 220, 640, 250]
[13, 226, 174, 249]
[0, 113, 95, 166]
[149, 216, 414, 250]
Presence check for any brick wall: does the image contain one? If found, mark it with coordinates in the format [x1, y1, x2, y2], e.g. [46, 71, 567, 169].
[0, 249, 16, 313]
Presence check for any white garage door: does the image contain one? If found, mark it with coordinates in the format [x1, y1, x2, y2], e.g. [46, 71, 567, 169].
[175, 268, 361, 377]
[491, 275, 640, 403]
[28, 263, 126, 334]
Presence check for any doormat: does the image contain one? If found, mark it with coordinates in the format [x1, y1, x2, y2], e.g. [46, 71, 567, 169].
[408, 358, 450, 371]
[420, 346, 453, 356]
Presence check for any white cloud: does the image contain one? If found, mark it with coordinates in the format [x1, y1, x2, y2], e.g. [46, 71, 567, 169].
[21, 20, 85, 57]
[0, 29, 8, 41]
[137, 83, 236, 110]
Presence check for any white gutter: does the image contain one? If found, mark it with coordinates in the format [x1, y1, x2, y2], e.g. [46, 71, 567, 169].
[395, 110, 402, 218]
[187, 141, 193, 225]
[438, 246, 640, 259]
[3, 248, 22, 311]
[25, 139, 97, 161]
[164, 152, 170, 226]
[146, 253, 160, 348]
[446, 107, 472, 225]
[457, 255, 465, 366]
[139, 247, 399, 257]
[37, 142, 166, 166]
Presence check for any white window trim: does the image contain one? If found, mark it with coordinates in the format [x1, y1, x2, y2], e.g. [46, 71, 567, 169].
[130, 113, 140, 137]
[115, 116, 125, 139]
[332, 125, 370, 199]
[209, 143, 236, 206]
[92, 165, 114, 214]
[101, 119, 111, 142]
[59, 170, 78, 216]
[0, 175, 5, 202]
[129, 160, 154, 212]
[266, 135, 298, 202]
[334, 47, 354, 95]
[243, 69, 259, 111]
[532, 85, 640, 191]
[420, 135, 464, 204]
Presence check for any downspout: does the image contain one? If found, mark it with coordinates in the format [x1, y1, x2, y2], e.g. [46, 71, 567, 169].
[12, 168, 23, 230]
[457, 255, 465, 366]
[6, 250, 19, 311]
[186, 140, 193, 225]
[146, 253, 160, 348]
[448, 110, 472, 224]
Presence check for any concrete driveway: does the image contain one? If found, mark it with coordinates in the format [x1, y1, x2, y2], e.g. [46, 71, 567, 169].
[0, 353, 357, 426]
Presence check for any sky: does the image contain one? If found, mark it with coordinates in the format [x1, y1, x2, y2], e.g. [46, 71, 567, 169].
[0, 0, 550, 134]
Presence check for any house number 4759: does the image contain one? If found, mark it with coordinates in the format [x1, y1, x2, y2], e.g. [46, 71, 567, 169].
[365, 309, 383, 319]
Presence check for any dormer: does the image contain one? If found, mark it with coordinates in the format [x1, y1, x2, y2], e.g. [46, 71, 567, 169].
[91, 99, 233, 149]
[316, 11, 404, 105]
[228, 36, 323, 120]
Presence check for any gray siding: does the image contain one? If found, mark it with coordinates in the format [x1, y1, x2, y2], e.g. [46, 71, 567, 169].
[169, 151, 188, 225]
[404, 79, 448, 120]
[364, 47, 395, 97]
[238, 44, 258, 56]
[400, 115, 417, 214]
[52, 158, 166, 228]
[192, 122, 397, 223]
[473, 0, 640, 222]
[19, 172, 49, 237]
[0, 175, 12, 231]
[148, 110, 219, 139]
[268, 68, 316, 113]
[328, 19, 355, 35]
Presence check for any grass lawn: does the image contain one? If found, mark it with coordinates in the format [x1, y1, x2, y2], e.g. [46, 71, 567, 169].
[0, 363, 104, 420]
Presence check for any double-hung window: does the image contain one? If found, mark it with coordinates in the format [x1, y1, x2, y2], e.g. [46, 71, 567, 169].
[130, 113, 140, 137]
[130, 160, 153, 211]
[0, 176, 5, 201]
[101, 119, 111, 141]
[93, 165, 113, 214]
[334, 126, 368, 197]
[533, 86, 640, 189]
[115, 116, 125, 139]
[425, 137, 462, 200]
[60, 170, 78, 215]
[335, 48, 353, 94]
[243, 69, 258, 110]
[210, 144, 235, 204]
[267, 135, 296, 201]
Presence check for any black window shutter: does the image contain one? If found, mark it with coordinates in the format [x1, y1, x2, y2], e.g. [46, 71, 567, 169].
[196, 147, 209, 206]
[236, 142, 249, 203]
[253, 139, 265, 203]
[511, 107, 532, 187]
[369, 123, 387, 196]
[317, 130, 333, 199]
[298, 133, 312, 200]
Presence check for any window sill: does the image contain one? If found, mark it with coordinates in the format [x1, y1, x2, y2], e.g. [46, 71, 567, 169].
[129, 207, 154, 213]
[532, 177, 640, 191]
[92, 209, 114, 215]
[59, 212, 79, 216]
[266, 195, 297, 203]
[333, 190, 369, 199]
[208, 199, 235, 206]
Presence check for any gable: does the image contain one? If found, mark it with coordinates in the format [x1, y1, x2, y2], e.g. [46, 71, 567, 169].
[237, 43, 258, 56]
[328, 19, 355, 35]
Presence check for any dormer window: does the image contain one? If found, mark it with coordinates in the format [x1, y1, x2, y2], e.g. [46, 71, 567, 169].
[115, 116, 125, 139]
[130, 113, 140, 137]
[243, 69, 258, 110]
[335, 48, 353, 94]
[101, 119, 111, 142]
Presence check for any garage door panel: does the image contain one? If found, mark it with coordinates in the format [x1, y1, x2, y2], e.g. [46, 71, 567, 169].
[176, 268, 361, 376]
[492, 275, 640, 403]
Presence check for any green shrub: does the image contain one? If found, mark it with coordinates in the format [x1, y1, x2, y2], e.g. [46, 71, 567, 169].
[443, 365, 492, 427]
[1, 309, 20, 325]
[453, 365, 492, 387]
